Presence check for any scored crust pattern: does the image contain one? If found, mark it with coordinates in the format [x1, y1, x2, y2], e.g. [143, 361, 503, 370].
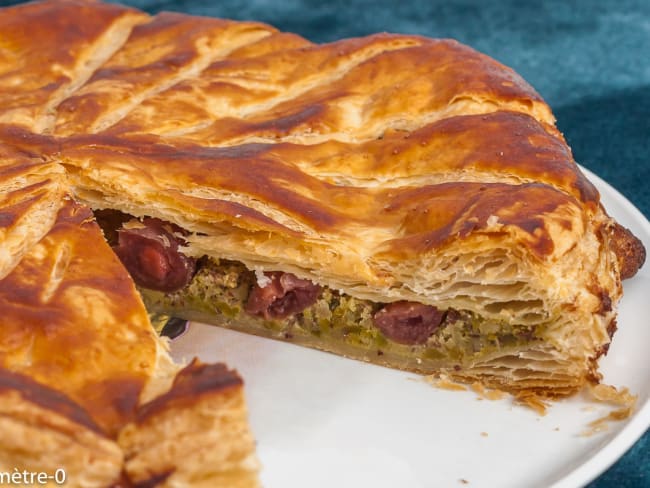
[0, 0, 642, 485]
[0, 0, 626, 393]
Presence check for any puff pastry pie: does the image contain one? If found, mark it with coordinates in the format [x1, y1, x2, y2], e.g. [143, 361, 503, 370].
[0, 0, 646, 483]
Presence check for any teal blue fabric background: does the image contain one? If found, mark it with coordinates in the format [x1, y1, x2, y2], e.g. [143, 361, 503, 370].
[1, 0, 647, 485]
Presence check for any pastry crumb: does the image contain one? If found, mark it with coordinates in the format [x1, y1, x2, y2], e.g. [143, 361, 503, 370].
[480, 431, 488, 437]
[580, 384, 637, 436]
[513, 392, 549, 416]
[424, 374, 467, 391]
[471, 382, 506, 400]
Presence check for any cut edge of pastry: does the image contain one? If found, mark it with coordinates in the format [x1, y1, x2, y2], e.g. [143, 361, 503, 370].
[0, 170, 261, 485]
[120, 359, 261, 488]
[111, 202, 624, 398]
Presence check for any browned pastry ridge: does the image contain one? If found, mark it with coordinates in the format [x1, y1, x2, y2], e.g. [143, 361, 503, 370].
[0, 0, 646, 485]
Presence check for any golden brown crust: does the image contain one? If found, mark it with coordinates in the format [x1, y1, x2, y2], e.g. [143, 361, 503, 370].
[54, 12, 276, 136]
[0, 198, 158, 435]
[120, 361, 259, 488]
[135, 359, 243, 424]
[0, 368, 104, 435]
[0, 0, 148, 132]
[0, 0, 597, 277]
[0, 369, 124, 488]
[0, 0, 645, 481]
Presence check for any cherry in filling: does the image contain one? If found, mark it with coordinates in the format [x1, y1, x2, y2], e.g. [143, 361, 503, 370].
[373, 301, 444, 345]
[113, 218, 196, 293]
[245, 272, 321, 320]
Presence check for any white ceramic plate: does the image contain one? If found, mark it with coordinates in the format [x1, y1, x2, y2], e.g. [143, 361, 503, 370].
[171, 168, 649, 488]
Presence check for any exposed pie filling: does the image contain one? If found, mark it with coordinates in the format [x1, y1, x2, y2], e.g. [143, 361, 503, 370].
[112, 217, 196, 292]
[373, 301, 444, 345]
[245, 272, 321, 320]
[99, 212, 541, 363]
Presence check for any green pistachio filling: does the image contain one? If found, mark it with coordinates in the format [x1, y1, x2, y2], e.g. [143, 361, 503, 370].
[140, 258, 542, 369]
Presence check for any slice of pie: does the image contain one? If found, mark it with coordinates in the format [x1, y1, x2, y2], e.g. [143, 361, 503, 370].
[0, 187, 260, 486]
[0, 7, 645, 484]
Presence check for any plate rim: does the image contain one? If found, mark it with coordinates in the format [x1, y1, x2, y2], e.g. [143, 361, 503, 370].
[551, 166, 650, 488]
